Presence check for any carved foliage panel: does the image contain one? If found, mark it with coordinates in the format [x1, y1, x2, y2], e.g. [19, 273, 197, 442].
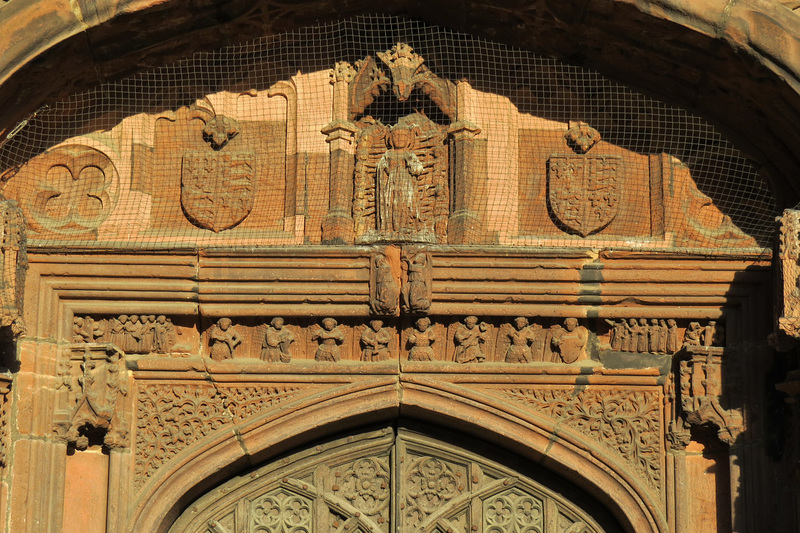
[169, 428, 609, 533]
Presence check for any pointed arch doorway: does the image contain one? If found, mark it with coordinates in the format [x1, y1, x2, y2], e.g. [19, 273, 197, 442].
[169, 423, 622, 533]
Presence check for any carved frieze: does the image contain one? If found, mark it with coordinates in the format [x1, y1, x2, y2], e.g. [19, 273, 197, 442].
[73, 314, 178, 354]
[135, 383, 303, 489]
[209, 317, 242, 360]
[311, 317, 346, 362]
[453, 315, 489, 363]
[361, 319, 392, 361]
[260, 317, 294, 363]
[54, 344, 129, 449]
[401, 250, 432, 314]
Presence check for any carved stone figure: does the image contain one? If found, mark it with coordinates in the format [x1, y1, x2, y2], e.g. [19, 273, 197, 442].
[209, 318, 241, 361]
[551, 318, 588, 364]
[312, 318, 345, 362]
[124, 315, 144, 353]
[684, 322, 702, 346]
[153, 315, 175, 354]
[623, 319, 638, 352]
[370, 253, 399, 315]
[408, 317, 435, 361]
[605, 319, 625, 351]
[260, 317, 295, 363]
[376, 124, 424, 234]
[454, 316, 488, 364]
[402, 251, 431, 313]
[505, 317, 536, 363]
[72, 317, 92, 343]
[648, 319, 662, 354]
[361, 319, 392, 362]
[666, 319, 680, 353]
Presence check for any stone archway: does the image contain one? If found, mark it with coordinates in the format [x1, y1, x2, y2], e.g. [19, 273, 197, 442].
[169, 424, 622, 533]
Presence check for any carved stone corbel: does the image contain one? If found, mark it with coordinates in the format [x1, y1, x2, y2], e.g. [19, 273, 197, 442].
[672, 346, 743, 446]
[53, 344, 129, 450]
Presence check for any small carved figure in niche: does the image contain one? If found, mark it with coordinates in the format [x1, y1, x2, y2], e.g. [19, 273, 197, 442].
[454, 316, 488, 364]
[408, 317, 436, 361]
[376, 124, 424, 233]
[361, 319, 392, 362]
[666, 319, 680, 353]
[139, 315, 155, 353]
[622, 319, 638, 352]
[684, 322, 702, 346]
[153, 315, 175, 354]
[505, 317, 536, 363]
[551, 318, 589, 364]
[124, 315, 144, 353]
[109, 316, 125, 349]
[260, 317, 295, 363]
[638, 318, 649, 353]
[604, 319, 625, 351]
[371, 254, 399, 315]
[649, 319, 662, 354]
[703, 321, 717, 347]
[73, 317, 92, 343]
[312, 318, 345, 362]
[209, 318, 241, 361]
[402, 252, 431, 313]
[659, 320, 669, 353]
[713, 322, 725, 346]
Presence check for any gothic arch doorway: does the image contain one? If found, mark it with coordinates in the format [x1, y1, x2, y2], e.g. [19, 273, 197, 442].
[169, 423, 622, 533]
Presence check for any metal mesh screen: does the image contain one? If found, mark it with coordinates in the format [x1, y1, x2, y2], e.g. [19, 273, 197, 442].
[0, 15, 776, 252]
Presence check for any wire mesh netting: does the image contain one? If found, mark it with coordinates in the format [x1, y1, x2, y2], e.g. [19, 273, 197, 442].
[0, 15, 776, 252]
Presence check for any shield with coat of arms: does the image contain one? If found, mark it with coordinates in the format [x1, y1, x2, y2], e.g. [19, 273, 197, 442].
[181, 151, 255, 232]
[547, 155, 621, 237]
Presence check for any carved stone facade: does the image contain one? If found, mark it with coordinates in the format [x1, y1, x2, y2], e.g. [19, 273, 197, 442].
[0, 9, 794, 533]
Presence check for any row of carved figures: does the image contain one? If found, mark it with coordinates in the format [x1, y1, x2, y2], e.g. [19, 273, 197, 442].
[73, 315, 176, 354]
[605, 318, 724, 354]
[206, 316, 592, 364]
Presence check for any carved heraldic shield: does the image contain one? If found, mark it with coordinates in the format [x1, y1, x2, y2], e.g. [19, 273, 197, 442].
[181, 151, 255, 232]
[548, 155, 621, 236]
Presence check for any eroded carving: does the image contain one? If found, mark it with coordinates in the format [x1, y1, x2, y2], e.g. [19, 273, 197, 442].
[401, 250, 431, 314]
[54, 344, 128, 450]
[361, 319, 392, 362]
[454, 315, 488, 364]
[676, 346, 743, 445]
[548, 154, 621, 237]
[260, 317, 295, 363]
[188, 97, 241, 150]
[502, 317, 549, 363]
[550, 318, 588, 364]
[73, 314, 177, 354]
[501, 387, 662, 491]
[565, 121, 601, 154]
[605, 318, 681, 354]
[312, 317, 345, 362]
[135, 384, 301, 488]
[370, 252, 399, 315]
[209, 318, 241, 360]
[683, 320, 724, 347]
[28, 145, 119, 235]
[0, 195, 25, 336]
[355, 114, 449, 243]
[181, 151, 255, 232]
[408, 317, 436, 361]
[778, 209, 800, 341]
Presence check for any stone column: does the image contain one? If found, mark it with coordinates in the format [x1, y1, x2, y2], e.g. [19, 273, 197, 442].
[447, 119, 488, 244]
[322, 62, 357, 244]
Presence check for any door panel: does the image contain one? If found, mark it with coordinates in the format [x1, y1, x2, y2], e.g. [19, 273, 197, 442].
[169, 426, 616, 533]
